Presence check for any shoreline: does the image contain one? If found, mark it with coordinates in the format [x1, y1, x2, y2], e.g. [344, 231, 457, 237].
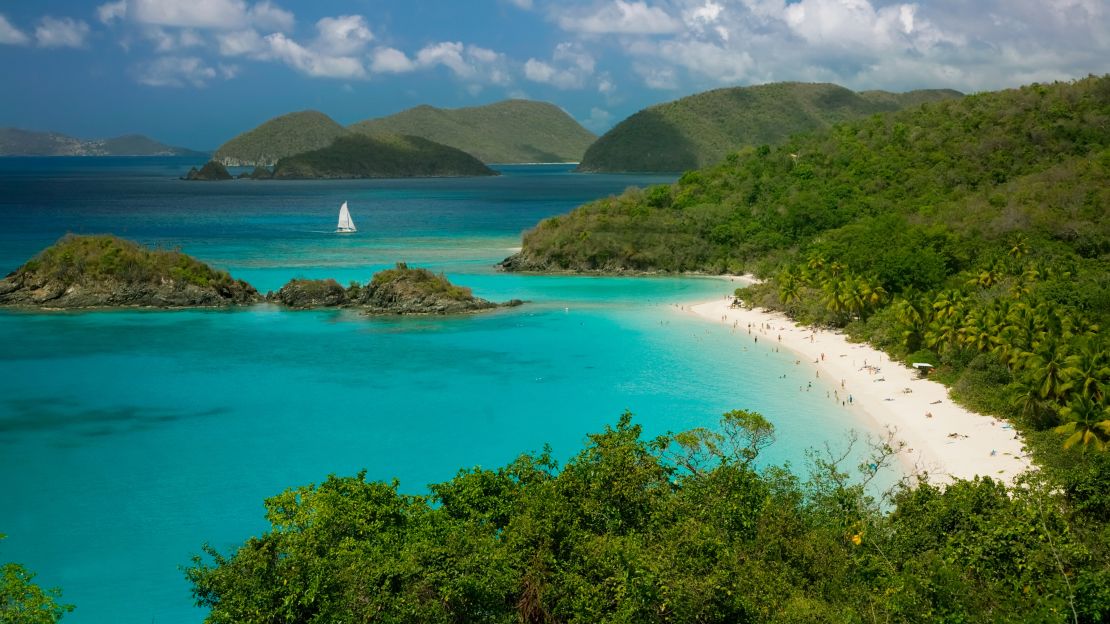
[682, 288, 1031, 485]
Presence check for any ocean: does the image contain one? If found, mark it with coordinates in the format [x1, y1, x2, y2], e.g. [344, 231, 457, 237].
[0, 158, 871, 623]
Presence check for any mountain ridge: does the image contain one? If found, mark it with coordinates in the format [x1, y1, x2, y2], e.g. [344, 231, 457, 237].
[576, 82, 963, 173]
[349, 99, 596, 163]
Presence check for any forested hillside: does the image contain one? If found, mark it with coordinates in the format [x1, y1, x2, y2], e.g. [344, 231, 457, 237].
[270, 134, 495, 179]
[506, 76, 1110, 456]
[576, 82, 961, 172]
[213, 111, 349, 166]
[350, 99, 596, 163]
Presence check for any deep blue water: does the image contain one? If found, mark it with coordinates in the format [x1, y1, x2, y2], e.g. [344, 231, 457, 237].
[0, 158, 869, 623]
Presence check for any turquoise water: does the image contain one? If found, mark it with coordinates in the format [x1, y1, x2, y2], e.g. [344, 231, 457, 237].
[0, 161, 868, 623]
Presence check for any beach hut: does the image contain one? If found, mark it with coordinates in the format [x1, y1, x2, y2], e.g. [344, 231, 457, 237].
[912, 362, 934, 378]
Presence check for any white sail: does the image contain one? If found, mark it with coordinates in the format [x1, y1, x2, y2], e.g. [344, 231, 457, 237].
[336, 201, 356, 233]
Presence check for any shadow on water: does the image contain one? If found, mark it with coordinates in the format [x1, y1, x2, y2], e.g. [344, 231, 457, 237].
[0, 397, 227, 442]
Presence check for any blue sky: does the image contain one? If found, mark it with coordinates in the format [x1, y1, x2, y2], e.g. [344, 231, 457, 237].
[1, 0, 1106, 150]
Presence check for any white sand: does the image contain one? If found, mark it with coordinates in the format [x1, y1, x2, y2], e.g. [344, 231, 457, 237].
[684, 285, 1030, 484]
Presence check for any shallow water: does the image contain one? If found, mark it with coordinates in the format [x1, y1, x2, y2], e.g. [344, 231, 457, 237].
[0, 160, 872, 623]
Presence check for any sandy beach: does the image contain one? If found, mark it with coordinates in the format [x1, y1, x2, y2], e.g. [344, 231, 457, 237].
[685, 284, 1031, 485]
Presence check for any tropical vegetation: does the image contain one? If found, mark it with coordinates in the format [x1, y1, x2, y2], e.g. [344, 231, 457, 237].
[213, 110, 349, 167]
[186, 411, 1110, 623]
[350, 99, 597, 164]
[271, 134, 495, 179]
[576, 82, 961, 172]
[1, 535, 73, 623]
[506, 75, 1110, 453]
[12, 234, 243, 290]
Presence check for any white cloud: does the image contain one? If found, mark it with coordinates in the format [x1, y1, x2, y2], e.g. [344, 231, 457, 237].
[583, 106, 613, 132]
[248, 1, 293, 31]
[412, 41, 511, 86]
[597, 72, 615, 95]
[416, 41, 474, 78]
[264, 32, 366, 79]
[134, 55, 218, 86]
[313, 15, 372, 55]
[35, 16, 90, 48]
[0, 14, 29, 45]
[145, 26, 205, 52]
[524, 42, 595, 89]
[634, 63, 677, 89]
[217, 29, 265, 56]
[98, 1, 128, 24]
[557, 0, 680, 35]
[371, 47, 416, 73]
[130, 0, 250, 29]
[506, 0, 533, 8]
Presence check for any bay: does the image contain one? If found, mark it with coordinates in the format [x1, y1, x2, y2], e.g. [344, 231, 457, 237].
[0, 159, 870, 623]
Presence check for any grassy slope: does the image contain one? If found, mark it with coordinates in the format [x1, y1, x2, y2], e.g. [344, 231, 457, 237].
[576, 82, 962, 172]
[271, 134, 495, 178]
[213, 111, 349, 166]
[349, 99, 597, 163]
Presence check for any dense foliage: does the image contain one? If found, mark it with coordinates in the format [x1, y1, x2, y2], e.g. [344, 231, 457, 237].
[271, 134, 496, 179]
[350, 99, 597, 164]
[509, 75, 1110, 452]
[576, 82, 961, 172]
[1, 536, 73, 623]
[187, 412, 1110, 623]
[368, 262, 475, 301]
[213, 110, 349, 167]
[15, 234, 243, 290]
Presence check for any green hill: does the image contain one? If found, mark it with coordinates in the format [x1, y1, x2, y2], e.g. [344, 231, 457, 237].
[271, 134, 496, 179]
[213, 110, 349, 167]
[349, 99, 596, 163]
[0, 127, 204, 156]
[505, 75, 1110, 462]
[575, 82, 963, 172]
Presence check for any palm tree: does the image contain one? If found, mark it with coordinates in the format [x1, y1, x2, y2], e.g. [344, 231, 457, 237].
[777, 269, 802, 310]
[893, 295, 925, 351]
[1054, 395, 1110, 451]
[1025, 341, 1072, 403]
[1062, 339, 1109, 402]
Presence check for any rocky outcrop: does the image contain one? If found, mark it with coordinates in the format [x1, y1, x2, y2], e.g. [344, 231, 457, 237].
[269, 264, 523, 314]
[0, 235, 259, 309]
[183, 161, 233, 181]
[269, 278, 349, 308]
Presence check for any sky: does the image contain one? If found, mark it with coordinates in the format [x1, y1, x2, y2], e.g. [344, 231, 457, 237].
[0, 0, 1107, 150]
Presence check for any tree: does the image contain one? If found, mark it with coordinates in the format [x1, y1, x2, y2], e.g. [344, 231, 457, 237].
[1, 536, 74, 624]
[1054, 395, 1110, 451]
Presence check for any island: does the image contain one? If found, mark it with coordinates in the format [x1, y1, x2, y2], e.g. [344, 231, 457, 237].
[269, 134, 496, 179]
[270, 264, 522, 314]
[0, 235, 259, 308]
[349, 99, 597, 164]
[0, 127, 206, 157]
[183, 160, 233, 181]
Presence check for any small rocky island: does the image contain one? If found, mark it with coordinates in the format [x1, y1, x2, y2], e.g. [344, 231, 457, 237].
[0, 235, 259, 308]
[183, 160, 233, 181]
[270, 263, 522, 314]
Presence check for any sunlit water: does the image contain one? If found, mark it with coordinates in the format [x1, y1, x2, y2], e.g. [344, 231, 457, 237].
[0, 159, 876, 623]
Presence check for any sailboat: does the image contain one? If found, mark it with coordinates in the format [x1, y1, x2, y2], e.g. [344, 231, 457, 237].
[336, 201, 357, 233]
